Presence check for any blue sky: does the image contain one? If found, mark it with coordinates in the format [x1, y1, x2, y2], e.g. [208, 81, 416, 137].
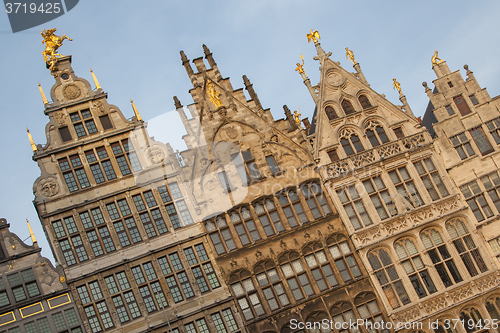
[1, 0, 499, 262]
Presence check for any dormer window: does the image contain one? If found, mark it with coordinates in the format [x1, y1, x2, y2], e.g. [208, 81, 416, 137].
[70, 109, 98, 137]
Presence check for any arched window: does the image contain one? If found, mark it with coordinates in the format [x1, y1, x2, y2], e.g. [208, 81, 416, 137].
[229, 206, 261, 246]
[365, 120, 389, 147]
[325, 106, 338, 121]
[205, 215, 236, 255]
[354, 293, 389, 333]
[342, 100, 355, 115]
[254, 198, 285, 237]
[255, 261, 290, 311]
[446, 219, 487, 277]
[326, 234, 362, 282]
[306, 312, 332, 333]
[330, 302, 357, 333]
[460, 308, 484, 333]
[303, 242, 338, 291]
[485, 296, 500, 322]
[340, 129, 364, 156]
[336, 185, 372, 230]
[300, 182, 332, 219]
[358, 95, 372, 109]
[277, 189, 308, 227]
[229, 270, 265, 321]
[367, 248, 410, 309]
[420, 228, 463, 287]
[394, 238, 436, 298]
[279, 252, 314, 301]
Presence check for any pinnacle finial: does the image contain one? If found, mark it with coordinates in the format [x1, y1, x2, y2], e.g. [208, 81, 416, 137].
[38, 82, 48, 105]
[90, 68, 101, 90]
[130, 99, 143, 122]
[203, 44, 211, 56]
[173, 96, 182, 109]
[26, 219, 38, 246]
[242, 75, 251, 87]
[27, 128, 37, 152]
[180, 50, 188, 63]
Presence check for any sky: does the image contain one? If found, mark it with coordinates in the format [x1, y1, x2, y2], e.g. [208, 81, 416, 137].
[1, 0, 499, 263]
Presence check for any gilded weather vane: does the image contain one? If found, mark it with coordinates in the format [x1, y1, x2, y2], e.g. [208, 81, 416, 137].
[41, 28, 72, 74]
[431, 50, 444, 66]
[306, 29, 320, 43]
[393, 78, 402, 95]
[345, 47, 356, 64]
[295, 54, 307, 80]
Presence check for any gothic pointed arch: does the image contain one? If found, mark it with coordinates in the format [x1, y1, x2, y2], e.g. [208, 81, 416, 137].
[337, 126, 365, 156]
[341, 99, 356, 115]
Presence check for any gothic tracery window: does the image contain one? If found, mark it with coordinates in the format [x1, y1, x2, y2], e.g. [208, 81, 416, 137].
[336, 185, 372, 230]
[255, 261, 290, 311]
[365, 120, 389, 147]
[303, 242, 338, 291]
[394, 238, 436, 298]
[446, 219, 488, 277]
[330, 302, 358, 333]
[460, 308, 484, 333]
[300, 182, 332, 219]
[340, 128, 364, 156]
[420, 228, 463, 287]
[277, 189, 308, 227]
[327, 234, 362, 282]
[229, 270, 265, 321]
[229, 206, 261, 246]
[279, 251, 315, 301]
[367, 248, 410, 309]
[205, 215, 236, 255]
[254, 198, 285, 236]
[354, 293, 389, 333]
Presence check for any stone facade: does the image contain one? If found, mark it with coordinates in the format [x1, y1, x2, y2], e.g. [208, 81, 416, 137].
[0, 218, 85, 332]
[309, 37, 500, 332]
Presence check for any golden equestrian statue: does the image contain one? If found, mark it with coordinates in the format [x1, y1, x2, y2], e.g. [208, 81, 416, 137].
[393, 78, 402, 95]
[345, 47, 356, 64]
[431, 50, 444, 66]
[41, 28, 72, 72]
[306, 29, 320, 43]
[295, 54, 307, 80]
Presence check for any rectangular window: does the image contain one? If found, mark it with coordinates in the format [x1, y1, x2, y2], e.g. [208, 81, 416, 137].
[469, 94, 479, 105]
[266, 155, 280, 174]
[111, 140, 142, 175]
[445, 105, 454, 116]
[486, 117, 500, 145]
[231, 152, 250, 184]
[488, 237, 500, 262]
[470, 127, 493, 155]
[480, 171, 500, 213]
[389, 166, 424, 209]
[414, 158, 449, 201]
[393, 127, 404, 139]
[58, 156, 90, 192]
[363, 176, 397, 220]
[460, 181, 493, 222]
[59, 126, 72, 142]
[327, 149, 339, 162]
[453, 95, 471, 116]
[336, 185, 372, 230]
[450, 133, 475, 160]
[99, 115, 113, 130]
[242, 150, 261, 180]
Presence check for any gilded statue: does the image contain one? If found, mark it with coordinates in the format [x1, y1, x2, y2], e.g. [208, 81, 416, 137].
[306, 29, 320, 43]
[393, 78, 402, 95]
[295, 54, 307, 80]
[345, 47, 356, 64]
[206, 80, 223, 108]
[294, 110, 302, 127]
[41, 28, 72, 73]
[431, 50, 444, 66]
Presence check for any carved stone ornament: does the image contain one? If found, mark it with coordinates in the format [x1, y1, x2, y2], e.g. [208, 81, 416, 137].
[325, 69, 345, 87]
[54, 112, 67, 126]
[62, 84, 81, 100]
[38, 178, 60, 197]
[91, 100, 105, 113]
[146, 145, 166, 164]
[224, 126, 238, 139]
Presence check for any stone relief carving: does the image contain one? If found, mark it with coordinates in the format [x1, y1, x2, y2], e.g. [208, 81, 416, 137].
[54, 112, 67, 126]
[393, 306, 420, 323]
[448, 284, 473, 303]
[422, 295, 447, 313]
[377, 142, 401, 158]
[475, 273, 499, 292]
[91, 100, 105, 113]
[146, 145, 166, 164]
[37, 177, 60, 197]
[62, 84, 81, 100]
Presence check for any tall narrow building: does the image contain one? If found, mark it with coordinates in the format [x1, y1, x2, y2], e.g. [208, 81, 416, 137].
[31, 55, 240, 333]
[309, 37, 500, 328]
[174, 45, 388, 333]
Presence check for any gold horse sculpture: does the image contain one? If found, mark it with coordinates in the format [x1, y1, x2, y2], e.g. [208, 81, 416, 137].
[41, 28, 72, 73]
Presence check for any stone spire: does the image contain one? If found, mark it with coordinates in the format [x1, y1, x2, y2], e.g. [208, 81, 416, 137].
[174, 96, 194, 136]
[27, 128, 37, 152]
[243, 75, 263, 113]
[130, 99, 143, 122]
[37, 82, 48, 105]
[203, 44, 222, 81]
[181, 50, 199, 87]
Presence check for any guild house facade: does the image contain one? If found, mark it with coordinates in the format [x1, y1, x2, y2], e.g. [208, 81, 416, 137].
[6, 29, 500, 333]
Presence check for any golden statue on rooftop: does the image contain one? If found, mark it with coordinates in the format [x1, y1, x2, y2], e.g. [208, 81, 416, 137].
[295, 54, 307, 80]
[345, 47, 356, 64]
[306, 29, 320, 43]
[41, 28, 72, 73]
[431, 50, 444, 66]
[393, 78, 402, 95]
[206, 79, 223, 108]
[294, 110, 302, 127]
